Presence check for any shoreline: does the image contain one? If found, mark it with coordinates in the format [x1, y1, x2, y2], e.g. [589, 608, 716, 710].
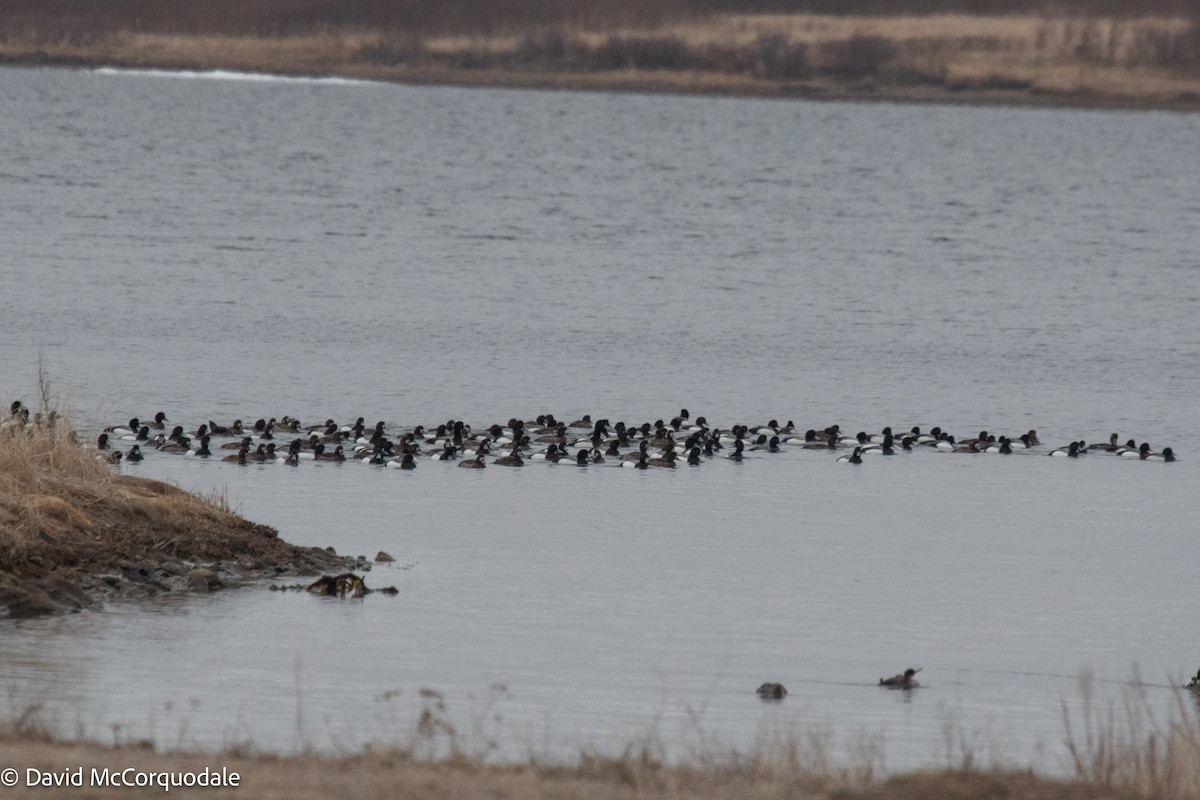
[4, 10, 1200, 113]
[9, 52, 1200, 114]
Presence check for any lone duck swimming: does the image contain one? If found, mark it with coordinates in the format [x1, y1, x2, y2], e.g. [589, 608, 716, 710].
[879, 667, 921, 689]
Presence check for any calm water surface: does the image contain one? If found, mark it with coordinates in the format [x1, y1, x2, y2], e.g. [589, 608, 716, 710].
[1, 66, 1199, 770]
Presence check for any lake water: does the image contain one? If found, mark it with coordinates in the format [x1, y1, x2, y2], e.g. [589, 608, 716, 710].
[1, 65, 1199, 772]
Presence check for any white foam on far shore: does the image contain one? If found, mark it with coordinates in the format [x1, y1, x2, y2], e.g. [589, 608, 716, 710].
[91, 66, 377, 87]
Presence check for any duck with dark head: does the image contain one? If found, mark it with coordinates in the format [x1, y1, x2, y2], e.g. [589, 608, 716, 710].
[879, 667, 921, 689]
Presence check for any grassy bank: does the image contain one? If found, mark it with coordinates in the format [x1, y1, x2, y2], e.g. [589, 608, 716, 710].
[0, 401, 349, 617]
[3, 10, 1200, 109]
[2, 678, 1199, 800]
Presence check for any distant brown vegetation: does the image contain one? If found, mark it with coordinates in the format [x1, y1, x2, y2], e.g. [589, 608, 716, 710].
[3, 0, 1200, 38]
[3, 3, 1200, 109]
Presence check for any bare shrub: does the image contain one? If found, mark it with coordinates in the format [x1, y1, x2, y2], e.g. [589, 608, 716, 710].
[819, 34, 898, 79]
[592, 34, 691, 71]
[1129, 20, 1200, 74]
[358, 30, 424, 66]
[756, 32, 810, 79]
[514, 29, 590, 69]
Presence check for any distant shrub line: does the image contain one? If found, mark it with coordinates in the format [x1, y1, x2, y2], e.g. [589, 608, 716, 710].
[3, 0, 1200, 40]
[361, 22, 1200, 81]
[3, 2, 1200, 87]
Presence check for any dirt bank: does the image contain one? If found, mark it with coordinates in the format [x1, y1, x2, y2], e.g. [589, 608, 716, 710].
[0, 416, 356, 618]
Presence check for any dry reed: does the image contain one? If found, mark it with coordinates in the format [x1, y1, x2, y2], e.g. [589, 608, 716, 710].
[2, 674, 1199, 799]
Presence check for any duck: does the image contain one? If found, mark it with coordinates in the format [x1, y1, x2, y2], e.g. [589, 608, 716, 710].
[317, 445, 347, 462]
[118, 425, 150, 442]
[648, 450, 677, 468]
[1142, 447, 1174, 462]
[491, 449, 524, 467]
[125, 444, 144, 463]
[803, 432, 839, 450]
[280, 440, 303, 465]
[427, 443, 458, 461]
[1185, 667, 1200, 689]
[138, 411, 167, 430]
[529, 443, 564, 462]
[756, 682, 787, 700]
[686, 446, 702, 466]
[96, 433, 111, 450]
[295, 442, 324, 461]
[1049, 442, 1080, 458]
[157, 435, 192, 454]
[620, 440, 652, 463]
[957, 430, 991, 449]
[1113, 438, 1140, 457]
[748, 435, 781, 453]
[879, 667, 921, 689]
[726, 440, 745, 462]
[1120, 442, 1153, 459]
[1089, 433, 1121, 452]
[187, 435, 212, 457]
[208, 419, 245, 437]
[860, 435, 894, 455]
[222, 447, 249, 464]
[837, 447, 863, 464]
[386, 452, 417, 470]
[621, 453, 649, 470]
[457, 453, 486, 469]
[246, 444, 273, 462]
[104, 417, 140, 436]
[983, 437, 1013, 454]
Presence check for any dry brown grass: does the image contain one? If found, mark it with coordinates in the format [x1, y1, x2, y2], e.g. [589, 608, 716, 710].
[0, 382, 349, 617]
[1062, 673, 1200, 800]
[2, 687, 1198, 800]
[0, 414, 279, 578]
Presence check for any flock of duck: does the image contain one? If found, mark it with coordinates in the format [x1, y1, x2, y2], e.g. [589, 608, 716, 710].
[60, 405, 1177, 469]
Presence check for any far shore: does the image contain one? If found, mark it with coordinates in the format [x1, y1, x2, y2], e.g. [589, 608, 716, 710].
[4, 11, 1200, 111]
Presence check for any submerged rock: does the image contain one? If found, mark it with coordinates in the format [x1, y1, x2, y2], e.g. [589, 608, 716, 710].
[187, 568, 222, 592]
[306, 572, 368, 598]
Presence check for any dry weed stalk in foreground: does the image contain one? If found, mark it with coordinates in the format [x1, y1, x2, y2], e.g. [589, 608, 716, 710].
[1062, 672, 1200, 800]
[4, 683, 1200, 800]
